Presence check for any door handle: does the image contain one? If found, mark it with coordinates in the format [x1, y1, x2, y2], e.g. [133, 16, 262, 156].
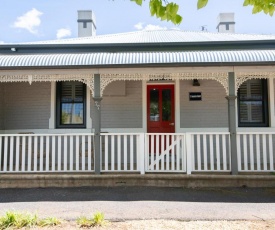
[169, 123, 175, 126]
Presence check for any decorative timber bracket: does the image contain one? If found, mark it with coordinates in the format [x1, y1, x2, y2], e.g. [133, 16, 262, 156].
[235, 72, 275, 94]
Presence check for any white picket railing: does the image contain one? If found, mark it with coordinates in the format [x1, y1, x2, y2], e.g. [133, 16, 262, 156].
[145, 134, 186, 172]
[100, 133, 144, 173]
[188, 133, 231, 172]
[0, 133, 94, 173]
[2, 131, 275, 174]
[237, 132, 275, 172]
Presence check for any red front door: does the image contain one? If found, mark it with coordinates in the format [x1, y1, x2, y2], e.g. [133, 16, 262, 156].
[147, 84, 175, 133]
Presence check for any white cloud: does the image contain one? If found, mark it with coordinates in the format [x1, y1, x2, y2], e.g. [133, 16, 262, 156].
[134, 22, 144, 30]
[0, 41, 4, 44]
[56, 28, 72, 39]
[143, 24, 167, 31]
[134, 22, 167, 31]
[13, 8, 43, 34]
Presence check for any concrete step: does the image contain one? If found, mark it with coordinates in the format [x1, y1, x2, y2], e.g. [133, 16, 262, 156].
[0, 173, 274, 188]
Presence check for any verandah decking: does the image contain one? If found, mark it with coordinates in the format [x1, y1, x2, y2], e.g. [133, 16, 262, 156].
[0, 132, 274, 174]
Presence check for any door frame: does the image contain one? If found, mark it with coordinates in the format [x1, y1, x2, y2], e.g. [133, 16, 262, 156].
[146, 82, 176, 133]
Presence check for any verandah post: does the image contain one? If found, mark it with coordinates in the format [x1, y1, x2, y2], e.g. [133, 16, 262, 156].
[185, 133, 192, 175]
[93, 74, 102, 174]
[226, 72, 238, 175]
[139, 133, 145, 174]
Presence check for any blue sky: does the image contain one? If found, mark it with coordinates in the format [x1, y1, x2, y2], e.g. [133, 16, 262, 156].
[1, 0, 275, 43]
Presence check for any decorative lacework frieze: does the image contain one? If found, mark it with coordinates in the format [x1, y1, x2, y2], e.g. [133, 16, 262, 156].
[235, 72, 275, 94]
[0, 72, 229, 97]
[100, 72, 229, 96]
[0, 74, 94, 94]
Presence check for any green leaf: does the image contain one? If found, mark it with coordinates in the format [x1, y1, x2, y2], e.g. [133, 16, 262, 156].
[269, 6, 275, 15]
[197, 0, 208, 9]
[243, 0, 250, 6]
[141, 0, 183, 25]
[131, 0, 143, 6]
[252, 5, 261, 13]
[174, 15, 183, 25]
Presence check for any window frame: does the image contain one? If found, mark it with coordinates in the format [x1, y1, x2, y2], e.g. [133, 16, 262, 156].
[56, 81, 86, 129]
[237, 79, 269, 127]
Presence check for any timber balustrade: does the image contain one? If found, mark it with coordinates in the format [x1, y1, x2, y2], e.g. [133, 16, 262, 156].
[0, 133, 95, 173]
[237, 132, 275, 172]
[100, 133, 144, 173]
[188, 132, 231, 173]
[0, 132, 274, 174]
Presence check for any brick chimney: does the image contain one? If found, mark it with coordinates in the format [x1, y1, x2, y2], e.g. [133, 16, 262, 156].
[216, 13, 235, 33]
[77, 10, 96, 37]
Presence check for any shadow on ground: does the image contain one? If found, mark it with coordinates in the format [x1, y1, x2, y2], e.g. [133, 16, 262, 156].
[0, 187, 274, 203]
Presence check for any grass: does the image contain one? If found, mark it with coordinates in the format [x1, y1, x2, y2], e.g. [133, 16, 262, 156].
[0, 211, 62, 229]
[0, 211, 38, 229]
[0, 210, 104, 229]
[77, 216, 94, 228]
[38, 217, 62, 227]
[77, 212, 106, 228]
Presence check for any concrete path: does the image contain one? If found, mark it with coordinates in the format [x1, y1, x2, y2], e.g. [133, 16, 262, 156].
[0, 187, 274, 221]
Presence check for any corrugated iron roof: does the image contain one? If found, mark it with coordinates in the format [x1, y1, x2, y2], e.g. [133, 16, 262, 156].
[22, 30, 275, 45]
[1, 50, 275, 67]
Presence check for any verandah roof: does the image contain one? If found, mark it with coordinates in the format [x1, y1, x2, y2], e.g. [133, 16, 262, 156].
[1, 50, 275, 67]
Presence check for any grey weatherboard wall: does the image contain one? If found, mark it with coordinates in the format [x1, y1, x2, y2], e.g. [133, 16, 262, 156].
[180, 80, 228, 128]
[2, 82, 51, 130]
[91, 81, 143, 129]
[0, 83, 4, 130]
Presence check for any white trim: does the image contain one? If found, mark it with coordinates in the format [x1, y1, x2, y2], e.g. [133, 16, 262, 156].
[86, 88, 92, 129]
[237, 127, 275, 132]
[142, 80, 147, 132]
[3, 129, 93, 134]
[49, 82, 56, 129]
[235, 100, 238, 129]
[178, 128, 229, 132]
[268, 78, 275, 127]
[4, 127, 275, 134]
[101, 128, 145, 133]
[175, 79, 180, 133]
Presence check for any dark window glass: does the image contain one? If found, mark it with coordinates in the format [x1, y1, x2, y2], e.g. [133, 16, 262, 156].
[162, 89, 172, 121]
[56, 82, 86, 128]
[238, 79, 268, 127]
[150, 89, 159, 121]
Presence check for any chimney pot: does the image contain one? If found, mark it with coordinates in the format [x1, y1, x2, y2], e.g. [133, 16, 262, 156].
[217, 13, 235, 33]
[78, 10, 96, 37]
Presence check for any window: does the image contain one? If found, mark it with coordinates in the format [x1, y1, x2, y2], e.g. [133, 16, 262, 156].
[238, 79, 268, 127]
[226, 24, 229, 30]
[56, 81, 86, 128]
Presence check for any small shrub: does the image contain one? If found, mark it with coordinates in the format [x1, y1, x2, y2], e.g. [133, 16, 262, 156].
[77, 216, 94, 227]
[0, 211, 37, 229]
[38, 217, 62, 227]
[93, 212, 105, 226]
[77, 212, 106, 228]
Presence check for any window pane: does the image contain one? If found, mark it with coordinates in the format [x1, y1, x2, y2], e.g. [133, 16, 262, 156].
[239, 79, 262, 100]
[239, 79, 265, 125]
[75, 83, 84, 102]
[61, 82, 73, 102]
[61, 103, 84, 124]
[162, 89, 172, 121]
[61, 82, 84, 103]
[150, 89, 159, 121]
[239, 101, 263, 123]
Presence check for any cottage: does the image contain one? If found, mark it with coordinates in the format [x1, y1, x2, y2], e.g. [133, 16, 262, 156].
[0, 11, 274, 176]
